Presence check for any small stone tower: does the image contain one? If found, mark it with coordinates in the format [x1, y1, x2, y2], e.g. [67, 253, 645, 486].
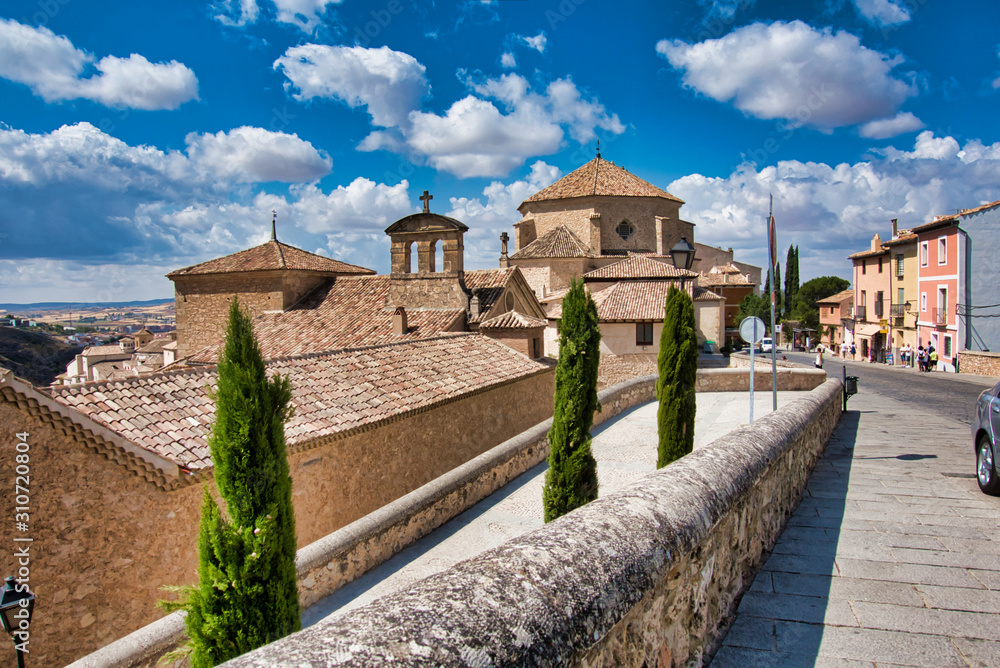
[385, 191, 470, 310]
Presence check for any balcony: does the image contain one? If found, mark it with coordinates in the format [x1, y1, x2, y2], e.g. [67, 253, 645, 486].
[853, 305, 866, 320]
[889, 303, 907, 317]
[933, 307, 948, 326]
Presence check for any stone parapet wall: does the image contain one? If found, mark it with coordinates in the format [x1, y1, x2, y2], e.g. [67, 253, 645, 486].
[700, 367, 827, 392]
[957, 350, 1000, 377]
[728, 351, 803, 369]
[222, 378, 843, 667]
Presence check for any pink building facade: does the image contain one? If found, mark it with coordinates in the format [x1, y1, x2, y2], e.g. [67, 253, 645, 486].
[912, 219, 962, 371]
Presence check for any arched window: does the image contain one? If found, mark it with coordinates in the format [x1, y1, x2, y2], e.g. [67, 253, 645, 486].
[407, 241, 417, 273]
[616, 221, 634, 241]
[430, 239, 439, 273]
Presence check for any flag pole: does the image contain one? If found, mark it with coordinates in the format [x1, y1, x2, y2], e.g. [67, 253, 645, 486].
[768, 194, 778, 411]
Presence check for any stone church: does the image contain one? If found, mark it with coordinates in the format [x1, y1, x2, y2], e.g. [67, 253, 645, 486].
[505, 154, 760, 355]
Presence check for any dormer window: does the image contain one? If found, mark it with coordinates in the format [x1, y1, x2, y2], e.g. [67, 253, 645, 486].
[616, 221, 634, 241]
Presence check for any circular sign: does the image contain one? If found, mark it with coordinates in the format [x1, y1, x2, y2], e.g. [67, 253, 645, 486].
[739, 316, 766, 344]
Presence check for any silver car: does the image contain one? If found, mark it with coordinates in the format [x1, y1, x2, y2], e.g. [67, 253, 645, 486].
[972, 382, 1000, 495]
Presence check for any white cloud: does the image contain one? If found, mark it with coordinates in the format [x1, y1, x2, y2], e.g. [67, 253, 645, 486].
[669, 131, 1000, 282]
[447, 161, 561, 267]
[388, 73, 622, 178]
[290, 178, 413, 234]
[858, 111, 925, 139]
[521, 32, 547, 53]
[213, 0, 340, 31]
[656, 20, 917, 131]
[185, 127, 332, 182]
[852, 0, 910, 26]
[501, 52, 517, 68]
[274, 45, 428, 128]
[0, 18, 198, 110]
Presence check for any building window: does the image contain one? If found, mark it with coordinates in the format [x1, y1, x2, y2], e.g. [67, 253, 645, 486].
[895, 253, 904, 278]
[938, 237, 947, 265]
[921, 292, 927, 312]
[920, 241, 928, 267]
[616, 221, 634, 241]
[862, 260, 866, 275]
[898, 287, 905, 310]
[878, 256, 883, 273]
[943, 335, 952, 357]
[830, 306, 835, 315]
[636, 322, 653, 346]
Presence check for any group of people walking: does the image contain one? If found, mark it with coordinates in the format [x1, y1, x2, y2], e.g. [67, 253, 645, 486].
[881, 342, 938, 371]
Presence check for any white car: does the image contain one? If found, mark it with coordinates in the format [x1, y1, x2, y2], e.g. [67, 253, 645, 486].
[760, 337, 774, 353]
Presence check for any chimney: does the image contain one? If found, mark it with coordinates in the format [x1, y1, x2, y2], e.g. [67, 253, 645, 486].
[469, 289, 481, 321]
[891, 218, 898, 238]
[392, 306, 407, 335]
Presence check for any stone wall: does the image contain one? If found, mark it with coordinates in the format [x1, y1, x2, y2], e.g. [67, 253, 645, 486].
[2, 367, 555, 667]
[957, 350, 1000, 377]
[220, 377, 843, 667]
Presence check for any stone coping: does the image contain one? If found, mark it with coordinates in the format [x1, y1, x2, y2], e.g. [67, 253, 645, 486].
[68, 368, 830, 668]
[222, 378, 842, 666]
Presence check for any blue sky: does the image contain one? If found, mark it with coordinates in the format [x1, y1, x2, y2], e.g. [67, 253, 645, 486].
[1, 0, 999, 302]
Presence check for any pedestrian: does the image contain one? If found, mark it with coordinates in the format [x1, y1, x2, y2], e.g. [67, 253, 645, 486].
[929, 346, 938, 372]
[815, 347, 824, 369]
[917, 345, 926, 372]
[850, 343, 856, 359]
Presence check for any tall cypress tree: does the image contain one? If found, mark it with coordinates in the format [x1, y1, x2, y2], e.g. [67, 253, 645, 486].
[163, 298, 300, 667]
[773, 261, 783, 321]
[542, 278, 600, 522]
[656, 285, 698, 468]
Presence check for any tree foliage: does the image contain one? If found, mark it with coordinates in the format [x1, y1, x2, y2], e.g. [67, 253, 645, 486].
[787, 275, 851, 331]
[783, 246, 799, 318]
[736, 292, 772, 324]
[656, 285, 698, 468]
[542, 278, 600, 522]
[164, 298, 300, 667]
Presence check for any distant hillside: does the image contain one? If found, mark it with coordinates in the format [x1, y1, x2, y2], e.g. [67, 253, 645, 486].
[0, 328, 82, 387]
[0, 298, 172, 311]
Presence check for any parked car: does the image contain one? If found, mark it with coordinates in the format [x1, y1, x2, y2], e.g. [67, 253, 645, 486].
[759, 337, 774, 353]
[972, 382, 1000, 495]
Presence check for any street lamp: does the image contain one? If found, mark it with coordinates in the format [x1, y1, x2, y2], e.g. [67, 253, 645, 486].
[669, 237, 696, 271]
[0, 576, 35, 668]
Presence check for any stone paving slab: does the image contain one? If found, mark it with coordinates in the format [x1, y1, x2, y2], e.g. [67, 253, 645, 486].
[712, 391, 1000, 668]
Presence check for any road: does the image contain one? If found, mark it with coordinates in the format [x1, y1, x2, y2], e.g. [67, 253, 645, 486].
[771, 350, 998, 425]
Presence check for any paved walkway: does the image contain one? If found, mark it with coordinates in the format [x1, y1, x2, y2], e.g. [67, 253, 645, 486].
[302, 390, 803, 627]
[712, 392, 1000, 667]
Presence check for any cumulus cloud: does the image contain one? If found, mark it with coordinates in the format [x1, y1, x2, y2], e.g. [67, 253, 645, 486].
[669, 131, 1000, 282]
[501, 52, 517, 68]
[858, 111, 925, 139]
[274, 45, 428, 128]
[852, 0, 910, 26]
[447, 160, 561, 267]
[521, 32, 547, 53]
[390, 72, 622, 178]
[212, 0, 341, 31]
[185, 127, 331, 182]
[656, 20, 917, 131]
[0, 18, 198, 110]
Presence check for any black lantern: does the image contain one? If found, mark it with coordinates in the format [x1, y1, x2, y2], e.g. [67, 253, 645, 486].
[0, 577, 35, 668]
[669, 237, 696, 270]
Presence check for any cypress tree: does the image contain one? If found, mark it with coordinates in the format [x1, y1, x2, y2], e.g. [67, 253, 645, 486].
[163, 298, 299, 667]
[542, 278, 600, 522]
[656, 285, 698, 468]
[784, 245, 794, 317]
[773, 261, 782, 318]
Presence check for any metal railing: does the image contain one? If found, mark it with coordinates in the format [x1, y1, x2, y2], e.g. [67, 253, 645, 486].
[852, 305, 866, 320]
[933, 307, 948, 325]
[889, 303, 907, 317]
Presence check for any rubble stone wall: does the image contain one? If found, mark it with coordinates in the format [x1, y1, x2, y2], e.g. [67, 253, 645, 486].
[957, 350, 1000, 377]
[222, 378, 843, 668]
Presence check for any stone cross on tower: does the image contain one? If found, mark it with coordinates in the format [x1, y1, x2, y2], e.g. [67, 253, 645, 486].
[499, 231, 510, 268]
[419, 190, 433, 213]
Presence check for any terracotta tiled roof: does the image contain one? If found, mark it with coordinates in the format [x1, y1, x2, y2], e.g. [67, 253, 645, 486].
[882, 232, 918, 247]
[548, 281, 688, 322]
[48, 335, 549, 471]
[913, 198, 1000, 231]
[816, 289, 855, 305]
[479, 311, 547, 330]
[136, 339, 170, 354]
[185, 275, 466, 363]
[708, 263, 742, 275]
[465, 267, 517, 324]
[522, 157, 682, 204]
[167, 240, 375, 277]
[510, 225, 593, 260]
[847, 247, 888, 260]
[82, 345, 129, 357]
[693, 286, 724, 301]
[697, 271, 754, 287]
[584, 256, 696, 280]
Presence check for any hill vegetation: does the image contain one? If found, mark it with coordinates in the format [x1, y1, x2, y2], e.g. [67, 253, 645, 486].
[0, 328, 82, 386]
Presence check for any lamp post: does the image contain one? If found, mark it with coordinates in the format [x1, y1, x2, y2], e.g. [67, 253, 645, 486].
[669, 237, 696, 271]
[0, 576, 35, 668]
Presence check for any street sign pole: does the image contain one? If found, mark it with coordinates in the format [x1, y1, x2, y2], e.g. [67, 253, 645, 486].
[768, 197, 778, 412]
[740, 316, 766, 423]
